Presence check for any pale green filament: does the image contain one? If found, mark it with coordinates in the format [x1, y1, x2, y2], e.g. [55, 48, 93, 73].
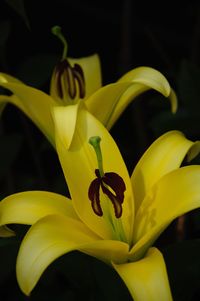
[89, 136, 104, 177]
[51, 25, 68, 59]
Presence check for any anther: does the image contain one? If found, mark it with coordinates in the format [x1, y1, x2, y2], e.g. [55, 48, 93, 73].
[55, 60, 85, 100]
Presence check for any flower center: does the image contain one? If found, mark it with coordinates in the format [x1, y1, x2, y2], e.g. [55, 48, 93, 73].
[88, 136, 126, 218]
[55, 60, 85, 100]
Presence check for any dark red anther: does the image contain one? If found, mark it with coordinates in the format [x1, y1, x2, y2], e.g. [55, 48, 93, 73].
[88, 176, 103, 217]
[88, 169, 126, 218]
[55, 59, 85, 100]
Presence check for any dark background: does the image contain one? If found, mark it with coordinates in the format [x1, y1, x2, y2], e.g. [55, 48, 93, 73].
[0, 0, 200, 300]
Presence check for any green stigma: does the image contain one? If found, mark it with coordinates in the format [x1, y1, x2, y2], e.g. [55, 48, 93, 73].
[89, 136, 104, 177]
[51, 25, 68, 59]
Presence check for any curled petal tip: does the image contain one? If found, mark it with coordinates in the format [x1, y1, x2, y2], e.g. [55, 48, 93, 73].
[0, 225, 15, 237]
[169, 88, 178, 113]
[187, 141, 200, 162]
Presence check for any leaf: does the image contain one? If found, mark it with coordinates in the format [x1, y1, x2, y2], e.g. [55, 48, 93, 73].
[4, 0, 30, 29]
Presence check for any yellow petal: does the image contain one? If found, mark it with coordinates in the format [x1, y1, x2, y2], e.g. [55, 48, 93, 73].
[118, 66, 171, 96]
[85, 82, 132, 128]
[113, 247, 173, 301]
[131, 166, 200, 260]
[0, 225, 15, 237]
[107, 84, 177, 130]
[16, 214, 128, 295]
[69, 54, 102, 98]
[131, 131, 200, 212]
[108, 67, 178, 129]
[168, 88, 178, 113]
[53, 104, 134, 243]
[0, 73, 22, 115]
[0, 94, 25, 113]
[0, 73, 23, 84]
[0, 74, 57, 145]
[52, 102, 79, 150]
[0, 191, 78, 228]
[85, 67, 177, 130]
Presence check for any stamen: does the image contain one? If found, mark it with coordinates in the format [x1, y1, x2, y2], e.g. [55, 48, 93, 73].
[55, 60, 85, 100]
[88, 176, 103, 217]
[73, 64, 85, 98]
[88, 137, 126, 218]
[55, 67, 63, 99]
[101, 172, 126, 218]
[65, 62, 76, 99]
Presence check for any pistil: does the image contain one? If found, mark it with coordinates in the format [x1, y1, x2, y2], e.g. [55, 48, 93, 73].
[51, 25, 68, 60]
[51, 25, 86, 103]
[88, 136, 126, 219]
[89, 136, 104, 177]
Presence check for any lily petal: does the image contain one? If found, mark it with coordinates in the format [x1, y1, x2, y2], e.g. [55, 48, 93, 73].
[0, 191, 78, 229]
[0, 75, 57, 145]
[53, 104, 134, 243]
[69, 54, 102, 99]
[0, 73, 23, 84]
[0, 94, 26, 114]
[86, 67, 177, 130]
[16, 214, 129, 295]
[113, 247, 173, 301]
[0, 225, 15, 237]
[0, 73, 24, 114]
[85, 82, 132, 128]
[131, 166, 200, 260]
[131, 131, 200, 212]
[118, 67, 171, 96]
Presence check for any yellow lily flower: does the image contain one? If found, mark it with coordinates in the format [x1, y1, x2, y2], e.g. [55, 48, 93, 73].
[1, 103, 200, 300]
[0, 27, 177, 145]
